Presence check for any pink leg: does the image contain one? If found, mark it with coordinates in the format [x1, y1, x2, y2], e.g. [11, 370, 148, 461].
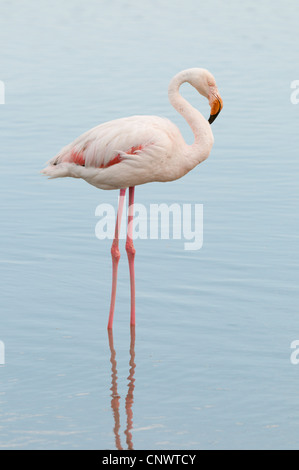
[107, 188, 126, 329]
[126, 187, 136, 326]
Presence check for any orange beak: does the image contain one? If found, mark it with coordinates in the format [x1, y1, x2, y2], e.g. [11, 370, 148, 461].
[208, 94, 223, 124]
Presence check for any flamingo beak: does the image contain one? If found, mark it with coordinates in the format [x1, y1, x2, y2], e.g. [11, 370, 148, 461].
[208, 94, 223, 124]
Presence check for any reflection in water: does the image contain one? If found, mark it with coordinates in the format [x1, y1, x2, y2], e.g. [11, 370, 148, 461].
[108, 326, 136, 450]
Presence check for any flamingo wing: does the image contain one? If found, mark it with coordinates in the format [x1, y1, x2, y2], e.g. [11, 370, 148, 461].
[42, 115, 186, 189]
[48, 116, 175, 168]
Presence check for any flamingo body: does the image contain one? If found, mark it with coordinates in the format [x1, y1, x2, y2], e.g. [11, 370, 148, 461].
[42, 68, 223, 328]
[42, 115, 206, 190]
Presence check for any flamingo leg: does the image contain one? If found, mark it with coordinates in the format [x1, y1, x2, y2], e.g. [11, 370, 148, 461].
[107, 188, 126, 330]
[126, 187, 136, 326]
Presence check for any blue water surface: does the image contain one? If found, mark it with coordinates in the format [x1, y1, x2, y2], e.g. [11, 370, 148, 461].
[0, 0, 299, 449]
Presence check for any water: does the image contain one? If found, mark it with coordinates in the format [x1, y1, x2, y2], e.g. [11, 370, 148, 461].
[1, 0, 299, 450]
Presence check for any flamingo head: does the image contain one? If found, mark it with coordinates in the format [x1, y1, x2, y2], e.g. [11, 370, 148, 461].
[169, 68, 223, 124]
[190, 68, 223, 124]
[202, 70, 223, 124]
[208, 85, 223, 124]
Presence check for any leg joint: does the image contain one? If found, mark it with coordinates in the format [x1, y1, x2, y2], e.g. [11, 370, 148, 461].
[125, 239, 136, 256]
[111, 243, 121, 261]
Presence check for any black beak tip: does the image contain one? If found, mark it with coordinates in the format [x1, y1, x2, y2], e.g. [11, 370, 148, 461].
[209, 96, 222, 124]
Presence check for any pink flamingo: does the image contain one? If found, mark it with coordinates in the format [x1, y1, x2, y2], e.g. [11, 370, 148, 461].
[42, 68, 223, 329]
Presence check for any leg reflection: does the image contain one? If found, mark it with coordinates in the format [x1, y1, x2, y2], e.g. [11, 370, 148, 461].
[124, 325, 136, 450]
[108, 329, 123, 450]
[107, 326, 136, 450]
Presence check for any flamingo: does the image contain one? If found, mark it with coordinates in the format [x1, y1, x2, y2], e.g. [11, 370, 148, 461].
[41, 68, 223, 329]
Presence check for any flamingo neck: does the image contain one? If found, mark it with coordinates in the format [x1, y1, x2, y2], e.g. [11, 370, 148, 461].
[168, 71, 214, 166]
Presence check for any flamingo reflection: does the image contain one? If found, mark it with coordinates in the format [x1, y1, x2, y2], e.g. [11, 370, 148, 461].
[108, 326, 136, 450]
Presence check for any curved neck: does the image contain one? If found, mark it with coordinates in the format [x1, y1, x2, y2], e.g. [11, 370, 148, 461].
[168, 71, 213, 162]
